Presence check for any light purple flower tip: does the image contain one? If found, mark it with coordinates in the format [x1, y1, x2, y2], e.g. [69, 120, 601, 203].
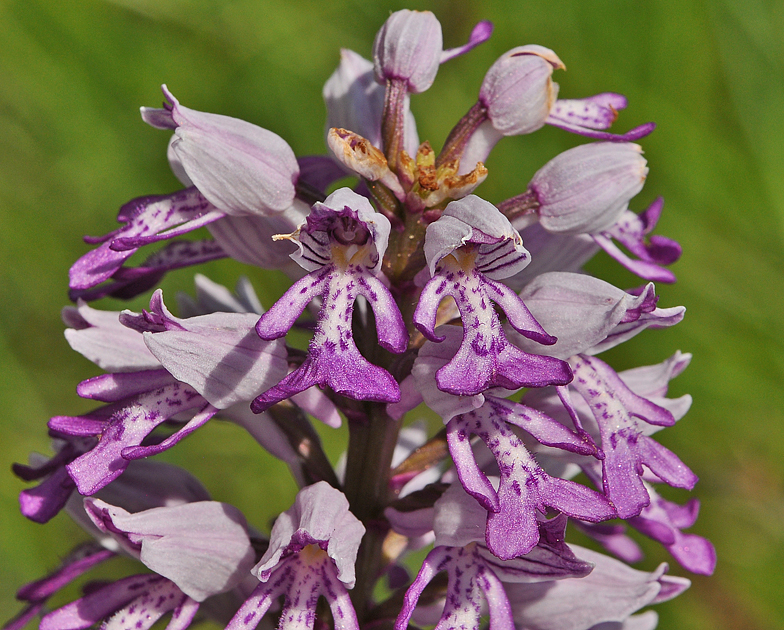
[504, 546, 690, 630]
[480, 45, 564, 136]
[511, 272, 685, 359]
[440, 21, 494, 63]
[529, 142, 648, 235]
[254, 481, 365, 588]
[373, 10, 443, 93]
[135, 290, 289, 409]
[84, 498, 255, 601]
[142, 85, 299, 216]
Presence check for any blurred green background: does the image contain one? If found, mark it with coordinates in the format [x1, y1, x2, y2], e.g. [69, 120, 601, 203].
[1, 0, 783, 627]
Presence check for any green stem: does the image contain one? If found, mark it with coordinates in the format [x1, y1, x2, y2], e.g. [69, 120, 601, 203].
[343, 401, 402, 619]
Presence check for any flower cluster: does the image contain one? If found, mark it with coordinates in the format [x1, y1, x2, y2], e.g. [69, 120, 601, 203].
[7, 9, 714, 630]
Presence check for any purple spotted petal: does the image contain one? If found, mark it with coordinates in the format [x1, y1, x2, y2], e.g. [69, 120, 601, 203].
[55, 382, 211, 495]
[227, 552, 360, 630]
[69, 239, 227, 303]
[408, 327, 489, 422]
[254, 257, 404, 410]
[447, 406, 613, 558]
[570, 355, 697, 518]
[414, 259, 570, 396]
[394, 545, 515, 630]
[545, 92, 655, 142]
[69, 188, 221, 292]
[547, 94, 628, 131]
[593, 199, 682, 283]
[40, 575, 193, 630]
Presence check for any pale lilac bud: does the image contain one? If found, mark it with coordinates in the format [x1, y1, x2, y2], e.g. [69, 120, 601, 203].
[480, 45, 564, 135]
[529, 142, 648, 234]
[373, 10, 443, 93]
[141, 85, 299, 217]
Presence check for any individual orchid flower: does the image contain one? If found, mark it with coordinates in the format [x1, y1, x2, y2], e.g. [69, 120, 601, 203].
[394, 483, 594, 630]
[226, 482, 364, 630]
[252, 188, 408, 412]
[8, 459, 227, 630]
[395, 326, 610, 558]
[494, 143, 680, 283]
[70, 85, 309, 300]
[441, 47, 654, 175]
[567, 354, 697, 519]
[39, 498, 256, 630]
[414, 195, 572, 396]
[50, 289, 288, 495]
[524, 351, 696, 520]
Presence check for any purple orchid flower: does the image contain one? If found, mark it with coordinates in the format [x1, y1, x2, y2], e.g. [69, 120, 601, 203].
[564, 354, 697, 519]
[39, 496, 256, 630]
[414, 195, 572, 396]
[252, 188, 408, 412]
[226, 482, 364, 630]
[50, 288, 289, 496]
[395, 483, 594, 630]
[442, 47, 654, 175]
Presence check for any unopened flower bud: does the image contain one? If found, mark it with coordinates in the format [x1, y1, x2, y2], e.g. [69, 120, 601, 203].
[480, 45, 564, 135]
[373, 10, 443, 93]
[529, 142, 648, 234]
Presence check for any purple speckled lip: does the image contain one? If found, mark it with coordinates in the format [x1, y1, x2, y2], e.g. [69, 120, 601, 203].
[9, 6, 709, 630]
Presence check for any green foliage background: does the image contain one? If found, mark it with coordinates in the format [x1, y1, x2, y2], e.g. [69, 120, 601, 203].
[1, 0, 783, 627]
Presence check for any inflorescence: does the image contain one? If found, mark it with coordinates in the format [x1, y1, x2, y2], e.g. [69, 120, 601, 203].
[7, 10, 715, 630]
